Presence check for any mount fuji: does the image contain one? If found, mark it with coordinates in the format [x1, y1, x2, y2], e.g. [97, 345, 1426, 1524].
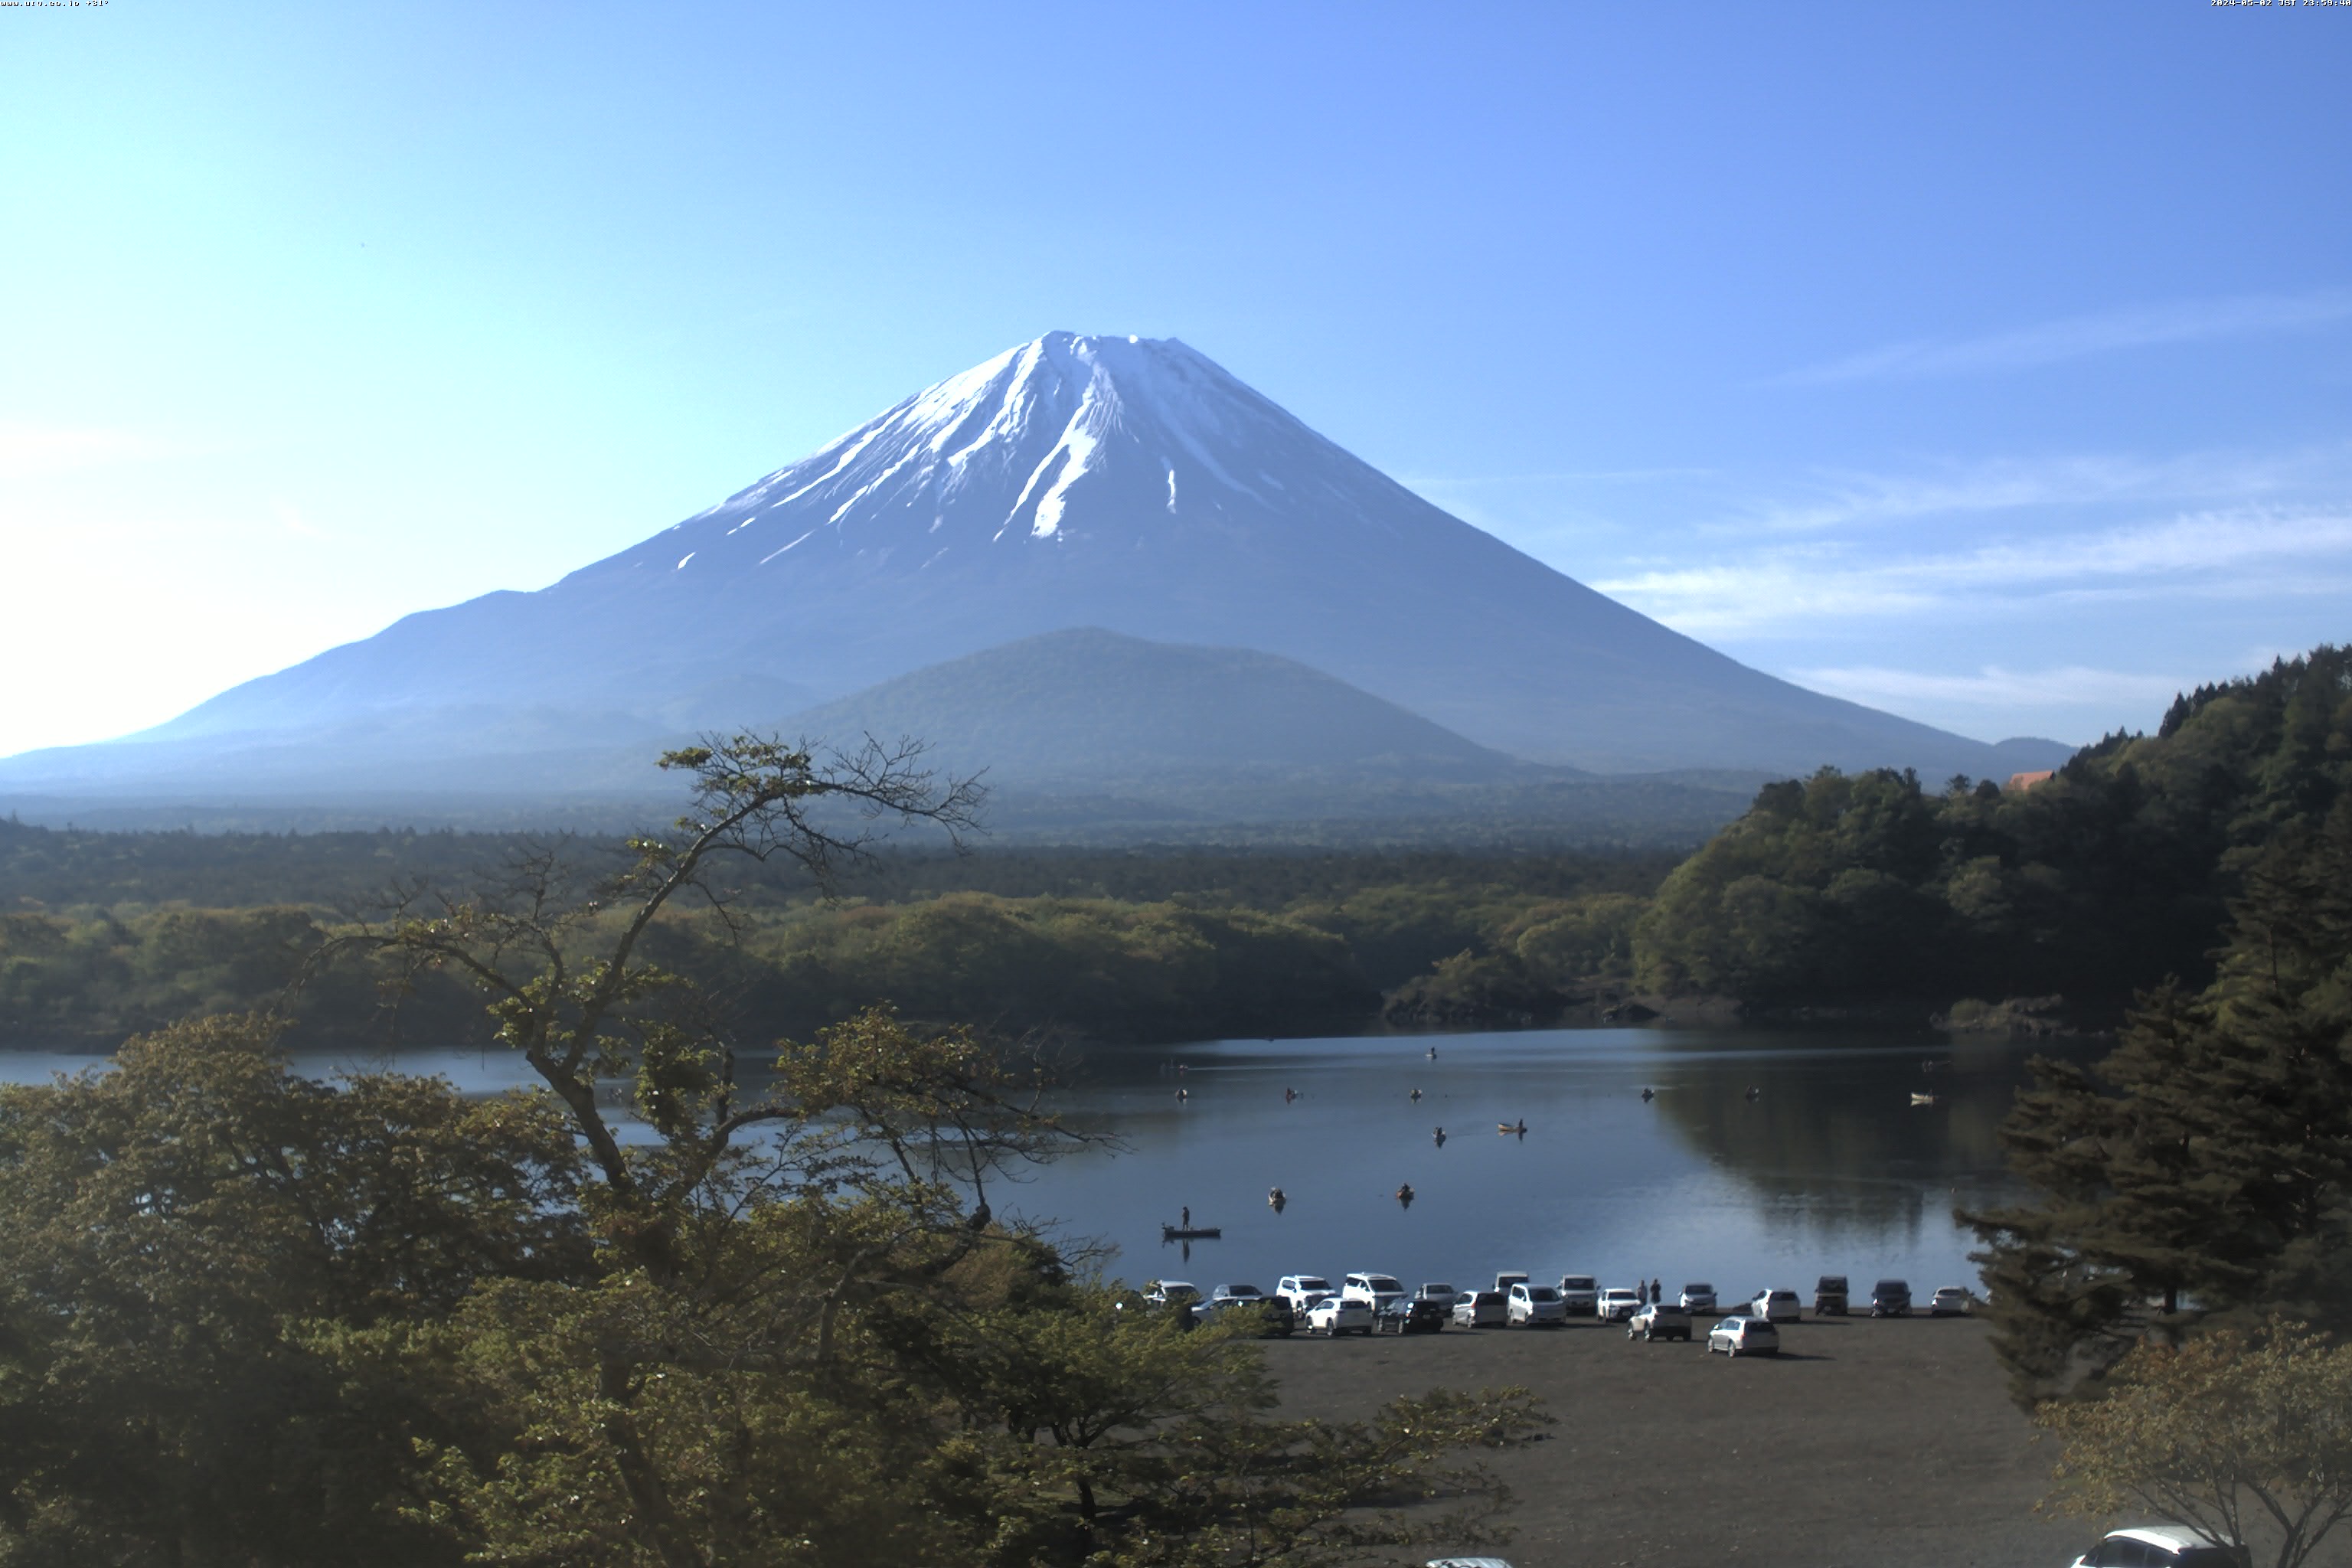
[2, 332, 2064, 815]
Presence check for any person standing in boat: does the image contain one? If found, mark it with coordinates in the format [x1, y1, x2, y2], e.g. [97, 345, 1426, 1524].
[1181, 1206, 1190, 1229]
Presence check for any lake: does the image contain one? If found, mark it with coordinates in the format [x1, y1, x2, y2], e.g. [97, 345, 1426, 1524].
[0, 1023, 2094, 1304]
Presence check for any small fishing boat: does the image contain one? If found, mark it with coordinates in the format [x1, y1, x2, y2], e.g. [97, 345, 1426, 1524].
[1161, 1223, 1222, 1241]
[1910, 1092, 1940, 1106]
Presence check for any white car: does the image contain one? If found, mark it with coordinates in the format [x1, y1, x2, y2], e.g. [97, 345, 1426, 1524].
[1506, 1282, 1566, 1327]
[1677, 1282, 1717, 1312]
[1706, 1315, 1780, 1357]
[1749, 1289, 1802, 1322]
[1451, 1289, 1507, 1328]
[1276, 1275, 1333, 1311]
[1627, 1302, 1693, 1341]
[2068, 1524, 2240, 1568]
[1306, 1295, 1374, 1336]
[1341, 1272, 1406, 1314]
[1928, 1285, 1976, 1316]
[1597, 1287, 1645, 1321]
[1414, 1282, 1462, 1312]
[1557, 1274, 1599, 1315]
[1145, 1281, 1200, 1308]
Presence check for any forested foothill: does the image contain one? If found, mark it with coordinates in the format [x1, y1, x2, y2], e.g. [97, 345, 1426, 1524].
[1630, 647, 2352, 1024]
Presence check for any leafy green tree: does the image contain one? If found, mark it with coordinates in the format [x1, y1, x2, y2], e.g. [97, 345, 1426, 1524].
[2040, 1318, 2352, 1568]
[1968, 802, 2352, 1402]
[0, 1013, 586, 1567]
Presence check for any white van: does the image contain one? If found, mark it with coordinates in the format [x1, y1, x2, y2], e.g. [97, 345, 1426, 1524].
[1341, 1272, 1406, 1313]
[1506, 1282, 1566, 1327]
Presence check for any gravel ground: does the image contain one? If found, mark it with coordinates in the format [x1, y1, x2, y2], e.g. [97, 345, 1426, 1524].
[1263, 1312, 2093, 1568]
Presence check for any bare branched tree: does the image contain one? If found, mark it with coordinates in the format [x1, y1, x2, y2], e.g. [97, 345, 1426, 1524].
[320, 733, 1008, 1273]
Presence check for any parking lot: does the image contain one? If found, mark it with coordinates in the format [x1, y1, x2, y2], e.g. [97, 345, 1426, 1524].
[1264, 1312, 2095, 1568]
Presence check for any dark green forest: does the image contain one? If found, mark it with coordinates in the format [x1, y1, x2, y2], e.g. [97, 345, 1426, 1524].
[0, 825, 1674, 1049]
[1628, 647, 2352, 1019]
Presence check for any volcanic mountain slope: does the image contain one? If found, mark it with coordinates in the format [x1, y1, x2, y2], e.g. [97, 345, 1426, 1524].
[4, 332, 2066, 800]
[782, 627, 1524, 783]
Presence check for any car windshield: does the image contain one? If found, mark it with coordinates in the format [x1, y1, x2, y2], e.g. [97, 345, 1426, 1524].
[1224, 1285, 1260, 1297]
[1876, 1281, 1907, 1293]
[1295, 1278, 1328, 1290]
[1423, 1283, 1454, 1294]
[1686, 1283, 1712, 1292]
[1475, 1292, 1502, 1305]
[1366, 1276, 1402, 1292]
[1528, 1287, 1559, 1302]
[1561, 1276, 1594, 1289]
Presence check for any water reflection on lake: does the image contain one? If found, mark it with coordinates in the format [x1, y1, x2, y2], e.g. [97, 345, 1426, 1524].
[1007, 1026, 2099, 1300]
[0, 1026, 2099, 1302]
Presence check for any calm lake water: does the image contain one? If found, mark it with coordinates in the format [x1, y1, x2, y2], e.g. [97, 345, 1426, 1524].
[1, 1024, 2096, 1303]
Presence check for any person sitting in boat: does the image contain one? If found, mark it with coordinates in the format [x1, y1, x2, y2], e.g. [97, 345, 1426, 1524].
[1410, 1087, 1422, 1102]
[1268, 1187, 1285, 1210]
[1640, 1086, 1655, 1101]
[1394, 1183, 1415, 1207]
[1432, 1125, 1446, 1146]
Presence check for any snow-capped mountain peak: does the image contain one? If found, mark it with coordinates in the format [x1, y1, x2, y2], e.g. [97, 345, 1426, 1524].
[612, 332, 1392, 582]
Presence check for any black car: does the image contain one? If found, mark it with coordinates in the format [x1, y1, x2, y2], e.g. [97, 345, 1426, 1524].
[1375, 1298, 1447, 1334]
[1869, 1278, 1912, 1318]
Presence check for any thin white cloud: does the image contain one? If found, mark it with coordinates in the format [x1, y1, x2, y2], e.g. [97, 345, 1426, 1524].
[1779, 287, 2352, 385]
[1736, 444, 2348, 534]
[1792, 663, 2193, 714]
[1597, 504, 2352, 633]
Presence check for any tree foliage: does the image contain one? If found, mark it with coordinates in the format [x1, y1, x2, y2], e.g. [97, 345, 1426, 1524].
[1632, 646, 2352, 1012]
[1966, 798, 2352, 1402]
[0, 736, 1543, 1566]
[2040, 1318, 2352, 1568]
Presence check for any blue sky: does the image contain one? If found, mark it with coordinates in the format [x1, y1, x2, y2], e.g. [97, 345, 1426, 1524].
[2, 1, 2347, 757]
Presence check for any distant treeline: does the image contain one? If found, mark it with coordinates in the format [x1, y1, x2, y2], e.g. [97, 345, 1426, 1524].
[11, 646, 2344, 1045]
[1627, 646, 2352, 1017]
[0, 832, 1675, 1049]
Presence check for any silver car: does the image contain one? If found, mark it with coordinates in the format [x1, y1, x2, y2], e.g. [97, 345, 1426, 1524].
[1451, 1289, 1508, 1328]
[1706, 1315, 1780, 1357]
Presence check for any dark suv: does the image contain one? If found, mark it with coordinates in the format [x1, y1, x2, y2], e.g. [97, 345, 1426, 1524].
[1869, 1279, 1912, 1318]
[1375, 1298, 1446, 1334]
[1815, 1275, 1849, 1315]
